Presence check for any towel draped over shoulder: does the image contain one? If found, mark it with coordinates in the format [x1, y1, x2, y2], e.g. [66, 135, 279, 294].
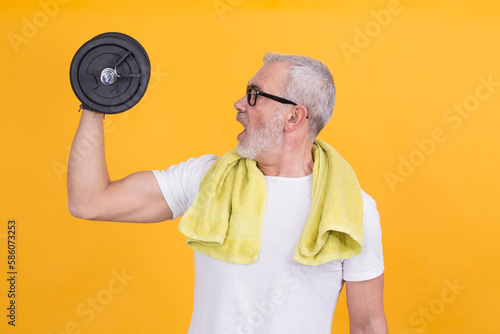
[178, 139, 363, 266]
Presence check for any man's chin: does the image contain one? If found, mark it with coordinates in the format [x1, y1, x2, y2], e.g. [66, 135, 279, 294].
[236, 143, 256, 160]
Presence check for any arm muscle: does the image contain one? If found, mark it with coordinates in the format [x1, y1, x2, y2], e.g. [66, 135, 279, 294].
[346, 274, 388, 334]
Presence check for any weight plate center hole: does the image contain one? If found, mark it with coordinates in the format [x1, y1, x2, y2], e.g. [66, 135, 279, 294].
[100, 67, 117, 85]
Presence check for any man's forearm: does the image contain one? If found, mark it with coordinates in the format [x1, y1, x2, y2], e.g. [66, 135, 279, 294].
[67, 109, 109, 217]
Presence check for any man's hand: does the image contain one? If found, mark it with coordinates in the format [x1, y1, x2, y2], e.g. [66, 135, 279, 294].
[346, 274, 388, 334]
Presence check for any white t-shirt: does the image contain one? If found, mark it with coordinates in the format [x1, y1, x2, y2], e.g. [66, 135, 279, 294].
[153, 155, 384, 334]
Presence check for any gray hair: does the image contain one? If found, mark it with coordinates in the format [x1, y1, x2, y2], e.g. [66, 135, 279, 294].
[263, 53, 336, 139]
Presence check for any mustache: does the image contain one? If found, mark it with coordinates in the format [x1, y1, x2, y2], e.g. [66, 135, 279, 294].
[236, 112, 248, 127]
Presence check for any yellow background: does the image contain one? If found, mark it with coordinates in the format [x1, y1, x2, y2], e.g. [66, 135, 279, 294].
[1, 0, 499, 333]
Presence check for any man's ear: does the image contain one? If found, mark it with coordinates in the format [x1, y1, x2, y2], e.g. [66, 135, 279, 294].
[284, 105, 308, 133]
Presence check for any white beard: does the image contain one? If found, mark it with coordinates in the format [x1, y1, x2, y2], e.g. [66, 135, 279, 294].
[236, 109, 285, 160]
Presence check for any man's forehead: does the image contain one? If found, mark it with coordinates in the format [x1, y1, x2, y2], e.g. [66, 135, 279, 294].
[248, 62, 290, 93]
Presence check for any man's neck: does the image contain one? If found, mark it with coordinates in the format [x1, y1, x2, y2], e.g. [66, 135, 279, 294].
[255, 139, 314, 177]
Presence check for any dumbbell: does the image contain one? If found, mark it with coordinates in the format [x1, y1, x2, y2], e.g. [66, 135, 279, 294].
[70, 32, 151, 114]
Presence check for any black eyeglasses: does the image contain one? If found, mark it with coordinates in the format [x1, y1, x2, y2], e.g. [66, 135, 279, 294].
[246, 85, 297, 107]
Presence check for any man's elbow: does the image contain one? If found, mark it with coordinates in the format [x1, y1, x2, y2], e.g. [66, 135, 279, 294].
[350, 316, 388, 334]
[369, 316, 388, 334]
[68, 200, 98, 220]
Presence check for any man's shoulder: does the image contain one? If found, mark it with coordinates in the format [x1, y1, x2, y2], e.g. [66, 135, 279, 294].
[360, 189, 377, 210]
[176, 154, 219, 172]
[185, 154, 219, 164]
[181, 154, 219, 180]
[153, 154, 219, 182]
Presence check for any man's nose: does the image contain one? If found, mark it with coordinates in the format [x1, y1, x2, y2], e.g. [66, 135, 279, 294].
[234, 95, 247, 112]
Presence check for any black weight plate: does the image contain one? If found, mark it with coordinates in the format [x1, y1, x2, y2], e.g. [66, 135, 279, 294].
[78, 44, 140, 105]
[70, 32, 150, 114]
[70, 33, 149, 113]
[94, 32, 150, 66]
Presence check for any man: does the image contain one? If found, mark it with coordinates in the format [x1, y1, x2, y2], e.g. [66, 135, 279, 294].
[68, 53, 387, 333]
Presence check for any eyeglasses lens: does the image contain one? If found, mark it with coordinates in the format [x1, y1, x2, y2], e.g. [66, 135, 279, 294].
[247, 87, 257, 106]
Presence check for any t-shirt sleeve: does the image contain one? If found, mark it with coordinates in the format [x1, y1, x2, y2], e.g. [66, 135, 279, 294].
[151, 154, 218, 220]
[342, 190, 385, 282]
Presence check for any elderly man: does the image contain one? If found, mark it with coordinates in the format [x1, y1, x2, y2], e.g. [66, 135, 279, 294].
[68, 53, 387, 333]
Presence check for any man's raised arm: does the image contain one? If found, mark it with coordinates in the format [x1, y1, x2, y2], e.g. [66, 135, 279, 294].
[67, 109, 172, 223]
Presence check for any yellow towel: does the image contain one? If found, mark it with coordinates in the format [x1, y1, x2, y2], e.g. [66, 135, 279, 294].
[178, 139, 363, 266]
